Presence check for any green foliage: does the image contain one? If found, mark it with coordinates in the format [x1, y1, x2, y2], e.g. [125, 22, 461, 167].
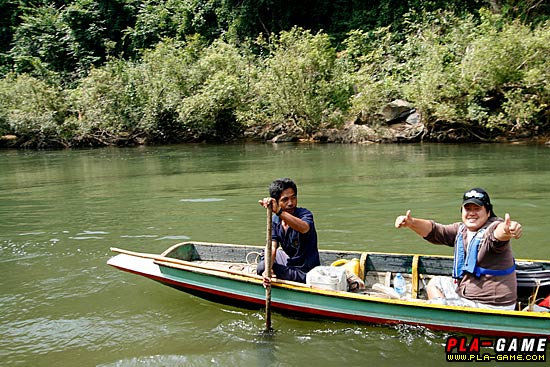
[6, 0, 136, 84]
[130, 36, 252, 142]
[498, 0, 550, 24]
[133, 38, 203, 142]
[398, 11, 482, 128]
[344, 27, 403, 124]
[0, 73, 71, 147]
[244, 28, 352, 133]
[2, 2, 550, 147]
[347, 10, 550, 139]
[459, 14, 550, 131]
[70, 59, 148, 145]
[127, 0, 193, 50]
[175, 38, 253, 141]
[9, 5, 75, 81]
[71, 36, 250, 144]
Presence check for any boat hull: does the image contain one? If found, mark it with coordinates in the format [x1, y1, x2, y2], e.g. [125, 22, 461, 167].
[108, 247, 550, 337]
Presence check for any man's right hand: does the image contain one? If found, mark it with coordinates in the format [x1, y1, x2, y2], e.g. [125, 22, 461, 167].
[395, 210, 413, 228]
[262, 272, 272, 288]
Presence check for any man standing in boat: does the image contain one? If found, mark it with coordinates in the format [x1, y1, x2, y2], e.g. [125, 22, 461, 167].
[257, 178, 320, 285]
[394, 188, 523, 310]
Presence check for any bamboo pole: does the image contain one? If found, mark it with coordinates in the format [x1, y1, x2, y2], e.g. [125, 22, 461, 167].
[265, 203, 273, 331]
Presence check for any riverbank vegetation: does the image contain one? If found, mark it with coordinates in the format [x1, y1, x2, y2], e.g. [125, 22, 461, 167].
[0, 1, 549, 148]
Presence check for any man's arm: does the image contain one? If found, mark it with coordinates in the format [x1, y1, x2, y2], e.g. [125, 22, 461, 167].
[395, 210, 433, 238]
[278, 211, 310, 234]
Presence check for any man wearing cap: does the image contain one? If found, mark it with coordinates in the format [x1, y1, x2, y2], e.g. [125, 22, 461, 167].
[394, 188, 523, 310]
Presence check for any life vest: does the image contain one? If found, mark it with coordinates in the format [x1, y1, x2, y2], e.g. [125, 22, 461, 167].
[452, 224, 516, 279]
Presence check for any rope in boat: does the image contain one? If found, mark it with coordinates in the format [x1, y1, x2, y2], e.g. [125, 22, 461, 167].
[243, 251, 262, 274]
[246, 251, 262, 265]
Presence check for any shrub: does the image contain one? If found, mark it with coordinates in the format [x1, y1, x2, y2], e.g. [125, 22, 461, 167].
[348, 10, 550, 139]
[130, 37, 205, 143]
[0, 73, 71, 147]
[72, 36, 253, 144]
[343, 27, 404, 125]
[175, 38, 254, 141]
[244, 27, 352, 134]
[70, 59, 148, 145]
[459, 15, 550, 132]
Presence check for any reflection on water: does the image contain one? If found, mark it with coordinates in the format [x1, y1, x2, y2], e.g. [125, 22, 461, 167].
[1, 143, 549, 366]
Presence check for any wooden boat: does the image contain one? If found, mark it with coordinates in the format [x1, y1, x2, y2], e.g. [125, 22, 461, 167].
[107, 241, 550, 336]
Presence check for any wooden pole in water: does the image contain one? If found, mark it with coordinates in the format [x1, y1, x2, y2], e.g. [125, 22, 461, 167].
[265, 203, 273, 331]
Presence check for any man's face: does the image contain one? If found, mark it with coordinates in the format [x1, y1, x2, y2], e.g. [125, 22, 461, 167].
[278, 188, 297, 214]
[461, 203, 490, 231]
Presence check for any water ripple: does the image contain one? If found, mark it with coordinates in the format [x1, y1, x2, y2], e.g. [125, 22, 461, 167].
[77, 231, 110, 235]
[98, 355, 191, 367]
[120, 235, 158, 238]
[69, 236, 105, 240]
[155, 235, 190, 241]
[180, 198, 225, 202]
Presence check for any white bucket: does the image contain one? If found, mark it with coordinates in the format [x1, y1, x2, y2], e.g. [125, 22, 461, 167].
[306, 266, 348, 291]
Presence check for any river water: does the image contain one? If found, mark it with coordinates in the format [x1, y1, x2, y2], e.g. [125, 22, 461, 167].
[1, 143, 549, 366]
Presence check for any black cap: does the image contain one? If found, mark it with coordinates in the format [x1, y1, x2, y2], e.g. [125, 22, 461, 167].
[462, 188, 496, 217]
[463, 188, 491, 206]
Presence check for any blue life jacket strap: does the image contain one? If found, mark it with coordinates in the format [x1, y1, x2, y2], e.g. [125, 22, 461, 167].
[473, 261, 516, 277]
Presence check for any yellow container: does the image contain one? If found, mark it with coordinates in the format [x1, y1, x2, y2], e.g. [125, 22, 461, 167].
[331, 258, 360, 277]
[345, 258, 360, 277]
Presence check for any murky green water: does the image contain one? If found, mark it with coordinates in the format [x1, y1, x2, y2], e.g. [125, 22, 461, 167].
[1, 143, 549, 366]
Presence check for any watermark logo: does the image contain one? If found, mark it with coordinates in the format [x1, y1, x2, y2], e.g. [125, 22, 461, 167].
[445, 336, 547, 362]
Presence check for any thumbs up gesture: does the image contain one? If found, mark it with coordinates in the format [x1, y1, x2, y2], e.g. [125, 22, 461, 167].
[502, 213, 523, 239]
[395, 210, 412, 228]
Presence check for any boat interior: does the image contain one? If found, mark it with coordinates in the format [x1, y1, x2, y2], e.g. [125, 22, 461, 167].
[158, 241, 550, 312]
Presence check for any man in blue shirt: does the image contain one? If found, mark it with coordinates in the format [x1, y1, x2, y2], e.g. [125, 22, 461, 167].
[257, 178, 320, 285]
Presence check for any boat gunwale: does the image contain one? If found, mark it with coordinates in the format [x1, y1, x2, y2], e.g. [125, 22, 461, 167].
[158, 241, 550, 265]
